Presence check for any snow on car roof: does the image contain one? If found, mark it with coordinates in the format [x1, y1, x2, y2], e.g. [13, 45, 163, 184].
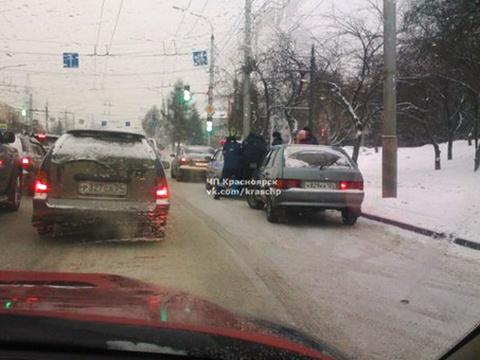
[52, 131, 156, 162]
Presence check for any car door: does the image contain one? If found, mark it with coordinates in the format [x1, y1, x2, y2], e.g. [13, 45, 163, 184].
[206, 149, 223, 186]
[255, 148, 279, 203]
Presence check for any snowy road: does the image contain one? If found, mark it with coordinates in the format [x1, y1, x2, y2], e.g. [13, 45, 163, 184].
[0, 178, 479, 360]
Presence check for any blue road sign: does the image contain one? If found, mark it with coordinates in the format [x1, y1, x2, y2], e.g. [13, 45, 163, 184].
[63, 53, 79, 68]
[193, 50, 208, 66]
[125, 121, 131, 127]
[101, 120, 107, 126]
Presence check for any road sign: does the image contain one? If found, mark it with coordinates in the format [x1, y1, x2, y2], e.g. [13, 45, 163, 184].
[193, 50, 208, 66]
[63, 53, 79, 68]
[205, 104, 215, 115]
[125, 121, 131, 127]
[101, 120, 107, 126]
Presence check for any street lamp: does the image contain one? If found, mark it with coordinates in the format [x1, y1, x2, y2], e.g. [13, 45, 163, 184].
[172, 6, 215, 146]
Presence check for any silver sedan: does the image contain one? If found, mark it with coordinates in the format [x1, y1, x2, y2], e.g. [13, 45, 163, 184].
[246, 145, 365, 225]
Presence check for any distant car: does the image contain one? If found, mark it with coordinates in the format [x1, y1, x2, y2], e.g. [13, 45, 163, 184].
[32, 129, 170, 238]
[170, 145, 215, 182]
[33, 133, 60, 152]
[11, 133, 46, 196]
[205, 147, 223, 190]
[246, 145, 365, 225]
[0, 131, 22, 211]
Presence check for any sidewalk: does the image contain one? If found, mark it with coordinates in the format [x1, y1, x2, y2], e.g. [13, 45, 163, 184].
[355, 141, 479, 249]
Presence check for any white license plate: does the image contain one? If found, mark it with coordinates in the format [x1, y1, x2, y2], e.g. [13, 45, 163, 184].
[304, 181, 337, 190]
[78, 181, 127, 196]
[195, 162, 208, 167]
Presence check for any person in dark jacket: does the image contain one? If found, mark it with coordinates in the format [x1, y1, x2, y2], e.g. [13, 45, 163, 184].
[214, 136, 241, 200]
[271, 131, 283, 146]
[240, 132, 268, 180]
[302, 126, 319, 145]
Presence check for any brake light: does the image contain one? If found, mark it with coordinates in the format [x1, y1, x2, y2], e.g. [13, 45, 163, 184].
[155, 178, 169, 199]
[180, 157, 189, 165]
[34, 171, 49, 194]
[36, 134, 47, 140]
[275, 179, 301, 189]
[21, 157, 31, 166]
[339, 181, 364, 190]
[0, 160, 3, 167]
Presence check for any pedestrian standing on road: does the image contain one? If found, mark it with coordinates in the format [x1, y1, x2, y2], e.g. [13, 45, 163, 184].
[271, 131, 283, 146]
[214, 136, 241, 200]
[296, 130, 308, 144]
[240, 131, 268, 180]
[302, 126, 319, 145]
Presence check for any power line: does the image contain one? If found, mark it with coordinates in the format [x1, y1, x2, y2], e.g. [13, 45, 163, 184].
[93, 0, 106, 89]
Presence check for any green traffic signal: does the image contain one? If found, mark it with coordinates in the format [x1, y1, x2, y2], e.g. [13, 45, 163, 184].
[183, 85, 191, 102]
[206, 118, 213, 133]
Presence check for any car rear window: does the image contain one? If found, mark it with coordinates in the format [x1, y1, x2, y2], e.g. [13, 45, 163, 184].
[186, 147, 214, 155]
[284, 146, 352, 169]
[52, 132, 155, 162]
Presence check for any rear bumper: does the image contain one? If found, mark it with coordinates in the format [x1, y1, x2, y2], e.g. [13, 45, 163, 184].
[32, 197, 169, 227]
[270, 188, 364, 212]
[179, 165, 208, 173]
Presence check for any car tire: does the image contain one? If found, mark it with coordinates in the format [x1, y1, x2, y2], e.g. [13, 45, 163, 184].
[5, 173, 21, 212]
[247, 193, 264, 210]
[37, 225, 54, 237]
[170, 167, 176, 179]
[266, 197, 280, 223]
[342, 208, 359, 226]
[205, 178, 213, 191]
[176, 170, 183, 182]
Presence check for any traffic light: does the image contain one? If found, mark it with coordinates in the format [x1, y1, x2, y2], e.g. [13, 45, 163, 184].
[206, 116, 213, 133]
[21, 108, 27, 117]
[183, 85, 191, 102]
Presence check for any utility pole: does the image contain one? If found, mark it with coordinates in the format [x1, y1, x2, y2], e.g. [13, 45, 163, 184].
[243, 0, 252, 137]
[382, 0, 397, 197]
[309, 44, 316, 131]
[45, 102, 49, 133]
[207, 32, 215, 146]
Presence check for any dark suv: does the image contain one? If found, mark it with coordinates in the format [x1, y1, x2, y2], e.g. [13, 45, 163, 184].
[0, 131, 22, 211]
[32, 129, 170, 239]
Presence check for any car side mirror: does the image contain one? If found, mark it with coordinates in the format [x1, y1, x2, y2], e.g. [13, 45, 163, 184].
[1, 131, 15, 144]
[162, 160, 170, 170]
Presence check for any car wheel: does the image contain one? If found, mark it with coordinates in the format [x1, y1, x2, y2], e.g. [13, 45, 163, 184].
[170, 166, 176, 179]
[205, 176, 213, 190]
[266, 197, 280, 223]
[342, 208, 359, 226]
[5, 173, 21, 212]
[247, 193, 264, 210]
[176, 170, 183, 182]
[37, 225, 54, 237]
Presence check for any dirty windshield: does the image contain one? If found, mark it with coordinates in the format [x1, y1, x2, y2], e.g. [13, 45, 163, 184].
[0, 1, 479, 360]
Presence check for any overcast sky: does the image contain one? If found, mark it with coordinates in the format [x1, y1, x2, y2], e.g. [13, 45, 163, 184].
[0, 0, 385, 125]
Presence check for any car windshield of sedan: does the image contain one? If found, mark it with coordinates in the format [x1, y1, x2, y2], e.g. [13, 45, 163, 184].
[0, 1, 479, 360]
[185, 146, 215, 155]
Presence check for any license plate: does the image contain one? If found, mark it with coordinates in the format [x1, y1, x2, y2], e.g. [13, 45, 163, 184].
[78, 181, 127, 196]
[195, 162, 208, 167]
[304, 181, 337, 189]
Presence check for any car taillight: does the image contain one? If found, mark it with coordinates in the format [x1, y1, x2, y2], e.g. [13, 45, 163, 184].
[180, 157, 189, 165]
[21, 157, 31, 166]
[34, 171, 49, 193]
[156, 179, 169, 199]
[275, 179, 301, 189]
[339, 181, 364, 190]
[36, 134, 47, 140]
[0, 160, 4, 167]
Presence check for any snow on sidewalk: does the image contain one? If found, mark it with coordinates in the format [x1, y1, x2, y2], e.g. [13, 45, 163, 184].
[354, 140, 479, 242]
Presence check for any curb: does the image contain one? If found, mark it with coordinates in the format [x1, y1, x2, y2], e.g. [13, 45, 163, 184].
[361, 212, 480, 252]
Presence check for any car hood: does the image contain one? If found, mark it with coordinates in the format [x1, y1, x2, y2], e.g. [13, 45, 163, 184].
[0, 270, 346, 360]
